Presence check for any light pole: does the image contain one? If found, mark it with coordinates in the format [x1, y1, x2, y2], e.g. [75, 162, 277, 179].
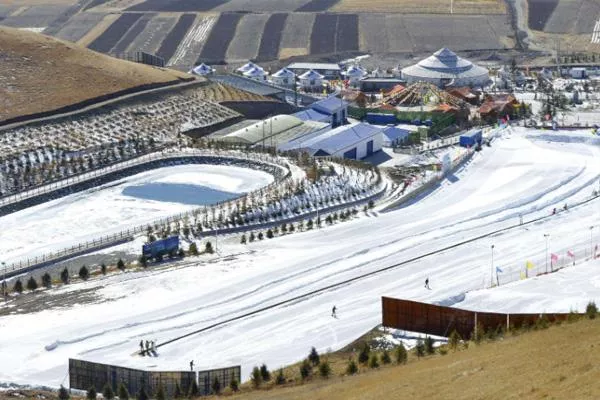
[490, 244, 495, 287]
[544, 234, 550, 273]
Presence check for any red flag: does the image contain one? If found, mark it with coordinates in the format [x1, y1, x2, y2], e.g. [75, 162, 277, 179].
[551, 253, 559, 263]
[567, 250, 575, 258]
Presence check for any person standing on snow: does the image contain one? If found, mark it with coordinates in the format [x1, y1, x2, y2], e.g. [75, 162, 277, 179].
[190, 360, 194, 371]
[139, 340, 144, 353]
[425, 278, 430, 289]
[331, 305, 337, 318]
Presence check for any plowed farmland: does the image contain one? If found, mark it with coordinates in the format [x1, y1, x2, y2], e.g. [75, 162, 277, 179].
[111, 13, 151, 53]
[156, 13, 196, 64]
[88, 12, 142, 53]
[528, 0, 559, 31]
[225, 13, 270, 62]
[197, 12, 243, 64]
[257, 13, 288, 61]
[332, 0, 506, 14]
[127, 0, 229, 12]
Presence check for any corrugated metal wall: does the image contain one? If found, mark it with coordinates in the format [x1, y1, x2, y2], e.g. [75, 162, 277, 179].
[382, 297, 571, 338]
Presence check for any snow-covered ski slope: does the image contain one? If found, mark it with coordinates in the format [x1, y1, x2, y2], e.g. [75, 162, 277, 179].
[0, 164, 273, 264]
[0, 127, 599, 387]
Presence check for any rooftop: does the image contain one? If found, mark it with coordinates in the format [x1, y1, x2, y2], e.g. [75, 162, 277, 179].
[292, 109, 331, 123]
[311, 96, 348, 115]
[288, 62, 341, 71]
[210, 75, 284, 96]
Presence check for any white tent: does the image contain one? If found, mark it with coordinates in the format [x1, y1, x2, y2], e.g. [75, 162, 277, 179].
[236, 62, 259, 74]
[342, 65, 367, 87]
[298, 69, 324, 89]
[271, 67, 296, 87]
[190, 63, 214, 76]
[243, 66, 267, 81]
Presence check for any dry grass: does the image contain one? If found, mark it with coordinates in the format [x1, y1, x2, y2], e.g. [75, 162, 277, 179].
[75, 12, 120, 46]
[0, 26, 194, 122]
[332, 0, 506, 14]
[279, 47, 309, 59]
[0, 0, 75, 5]
[218, 318, 600, 400]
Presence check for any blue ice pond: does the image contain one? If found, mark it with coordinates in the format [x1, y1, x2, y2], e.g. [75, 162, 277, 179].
[122, 183, 239, 206]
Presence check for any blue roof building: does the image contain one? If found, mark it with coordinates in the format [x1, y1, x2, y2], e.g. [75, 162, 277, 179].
[382, 126, 411, 147]
[309, 96, 348, 127]
[292, 109, 331, 124]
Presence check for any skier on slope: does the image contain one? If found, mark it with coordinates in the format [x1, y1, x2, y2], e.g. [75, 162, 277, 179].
[332, 305, 337, 318]
[425, 278, 430, 289]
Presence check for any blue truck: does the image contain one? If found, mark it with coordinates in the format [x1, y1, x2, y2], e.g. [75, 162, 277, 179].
[365, 112, 397, 125]
[459, 129, 483, 148]
[142, 236, 180, 260]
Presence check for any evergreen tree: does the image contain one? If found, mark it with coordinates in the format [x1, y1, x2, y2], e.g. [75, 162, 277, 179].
[102, 383, 114, 400]
[308, 347, 320, 366]
[118, 382, 129, 400]
[299, 359, 311, 380]
[174, 382, 182, 399]
[258, 232, 264, 240]
[60, 267, 69, 284]
[586, 301, 598, 319]
[42, 272, 52, 289]
[229, 378, 239, 392]
[381, 349, 391, 364]
[289, 223, 295, 233]
[281, 223, 287, 233]
[188, 380, 199, 398]
[251, 366, 262, 388]
[358, 343, 370, 365]
[26, 276, 38, 291]
[240, 234, 247, 244]
[13, 279, 23, 294]
[266, 229, 274, 239]
[79, 265, 89, 281]
[425, 336, 435, 355]
[188, 242, 199, 255]
[249, 232, 256, 242]
[211, 376, 221, 395]
[86, 386, 97, 399]
[395, 343, 408, 364]
[275, 369, 286, 385]
[137, 386, 148, 400]
[101, 263, 107, 275]
[117, 258, 125, 271]
[58, 385, 70, 400]
[138, 255, 148, 267]
[155, 383, 165, 400]
[307, 219, 314, 230]
[346, 358, 358, 375]
[415, 338, 425, 358]
[205, 241, 214, 254]
[318, 359, 331, 378]
[260, 364, 271, 381]
[448, 329, 462, 350]
[368, 354, 379, 368]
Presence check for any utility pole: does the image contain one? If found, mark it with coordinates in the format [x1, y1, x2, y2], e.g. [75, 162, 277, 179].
[544, 233, 550, 273]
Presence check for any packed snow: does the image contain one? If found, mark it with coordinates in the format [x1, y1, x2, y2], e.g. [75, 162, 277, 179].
[0, 164, 273, 264]
[0, 127, 598, 388]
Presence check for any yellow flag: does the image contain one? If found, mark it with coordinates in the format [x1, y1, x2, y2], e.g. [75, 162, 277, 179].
[526, 260, 534, 270]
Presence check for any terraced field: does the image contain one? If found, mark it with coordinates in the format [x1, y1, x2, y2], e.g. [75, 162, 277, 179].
[332, 0, 506, 14]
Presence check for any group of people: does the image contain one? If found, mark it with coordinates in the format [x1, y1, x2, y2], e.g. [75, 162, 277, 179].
[551, 203, 568, 215]
[139, 339, 157, 355]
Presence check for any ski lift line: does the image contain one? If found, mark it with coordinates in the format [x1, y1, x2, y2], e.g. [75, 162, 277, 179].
[150, 193, 600, 353]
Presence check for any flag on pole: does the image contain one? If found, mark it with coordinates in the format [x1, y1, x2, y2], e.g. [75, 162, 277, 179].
[567, 250, 575, 258]
[550, 253, 559, 264]
[496, 266, 503, 273]
[526, 260, 535, 270]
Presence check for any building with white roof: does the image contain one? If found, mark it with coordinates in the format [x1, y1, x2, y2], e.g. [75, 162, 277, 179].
[190, 63, 214, 76]
[236, 62, 260, 74]
[287, 62, 342, 80]
[270, 67, 296, 87]
[401, 48, 490, 88]
[298, 69, 325, 90]
[343, 65, 367, 87]
[243, 66, 267, 81]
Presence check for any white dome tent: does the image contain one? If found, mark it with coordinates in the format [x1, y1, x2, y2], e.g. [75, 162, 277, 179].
[190, 63, 214, 76]
[342, 65, 367, 87]
[236, 62, 259, 74]
[401, 48, 490, 88]
[243, 66, 267, 81]
[270, 67, 296, 87]
[298, 69, 325, 90]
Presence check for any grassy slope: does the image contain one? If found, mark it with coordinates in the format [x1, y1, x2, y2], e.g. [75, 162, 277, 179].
[224, 318, 600, 400]
[0, 26, 194, 122]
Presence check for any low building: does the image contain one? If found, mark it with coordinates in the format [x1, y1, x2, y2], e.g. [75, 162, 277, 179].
[570, 67, 587, 79]
[446, 87, 478, 105]
[287, 62, 342, 80]
[280, 122, 383, 160]
[382, 126, 411, 147]
[270, 67, 296, 87]
[310, 96, 349, 127]
[298, 69, 325, 91]
[360, 77, 406, 93]
[292, 109, 332, 125]
[479, 94, 519, 121]
[243, 66, 268, 82]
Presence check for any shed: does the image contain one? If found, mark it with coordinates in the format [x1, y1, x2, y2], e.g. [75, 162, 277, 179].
[459, 129, 482, 148]
[292, 109, 332, 125]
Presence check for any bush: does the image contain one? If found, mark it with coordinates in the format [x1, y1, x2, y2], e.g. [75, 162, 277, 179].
[249, 232, 256, 242]
[448, 329, 462, 350]
[266, 229, 274, 239]
[251, 366, 262, 388]
[60, 267, 69, 284]
[118, 382, 129, 400]
[13, 279, 23, 294]
[395, 343, 407, 364]
[300, 359, 312, 380]
[258, 232, 264, 240]
[586, 301, 598, 319]
[535, 315, 550, 330]
[211, 376, 221, 395]
[425, 336, 435, 355]
[368, 354, 379, 368]
[439, 346, 448, 355]
[307, 220, 314, 230]
[58, 385, 70, 400]
[358, 343, 370, 365]
[102, 383, 114, 400]
[79, 265, 89, 281]
[86, 386, 96, 400]
[101, 263, 107, 275]
[26, 276, 38, 291]
[229, 378, 239, 392]
[381, 349, 391, 364]
[471, 322, 484, 344]
[41, 272, 52, 289]
[205, 241, 214, 254]
[308, 347, 320, 366]
[139, 255, 148, 268]
[567, 309, 580, 323]
[188, 242, 199, 255]
[117, 258, 125, 271]
[346, 358, 358, 375]
[289, 224, 295, 232]
[240, 234, 247, 244]
[414, 338, 425, 358]
[260, 364, 271, 381]
[319, 359, 331, 378]
[177, 248, 185, 258]
[275, 369, 286, 385]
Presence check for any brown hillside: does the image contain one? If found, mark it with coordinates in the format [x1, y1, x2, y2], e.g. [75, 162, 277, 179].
[0, 26, 194, 122]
